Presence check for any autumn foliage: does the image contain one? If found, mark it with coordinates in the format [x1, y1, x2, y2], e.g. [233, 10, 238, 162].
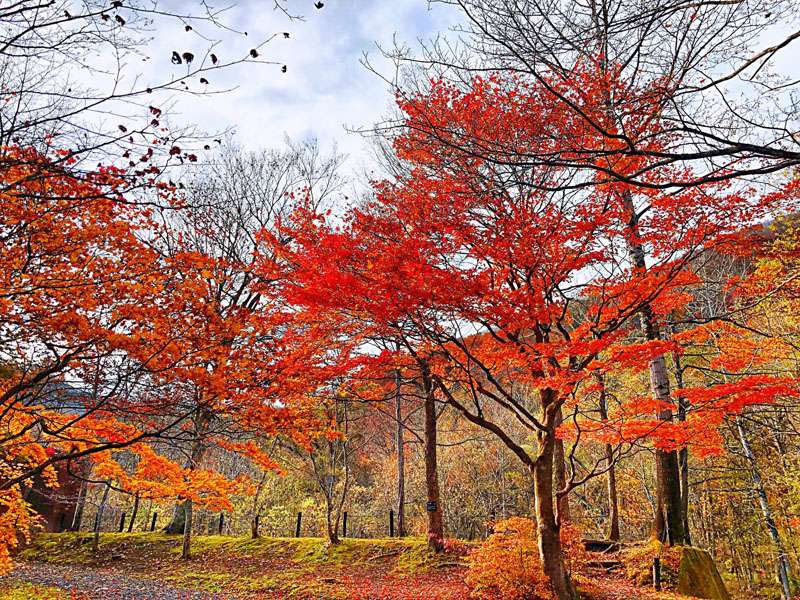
[465, 518, 587, 600]
[0, 145, 331, 569]
[2, 45, 800, 600]
[255, 55, 800, 598]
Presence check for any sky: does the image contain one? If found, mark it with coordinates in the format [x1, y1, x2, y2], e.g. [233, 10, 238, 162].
[107, 0, 799, 182]
[147, 0, 462, 176]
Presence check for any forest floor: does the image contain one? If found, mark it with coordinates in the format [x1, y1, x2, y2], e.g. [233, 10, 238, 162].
[1, 532, 706, 599]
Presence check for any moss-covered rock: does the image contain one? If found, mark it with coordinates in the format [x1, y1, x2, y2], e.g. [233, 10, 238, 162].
[677, 546, 731, 600]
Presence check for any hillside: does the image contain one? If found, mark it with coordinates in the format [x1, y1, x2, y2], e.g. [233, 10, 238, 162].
[0, 533, 711, 600]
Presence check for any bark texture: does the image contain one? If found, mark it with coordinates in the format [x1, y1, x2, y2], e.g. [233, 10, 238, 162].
[127, 493, 140, 533]
[422, 364, 444, 552]
[92, 481, 111, 553]
[553, 407, 571, 523]
[395, 368, 406, 537]
[533, 426, 576, 600]
[597, 376, 620, 541]
[623, 190, 685, 545]
[736, 417, 792, 600]
[181, 499, 193, 559]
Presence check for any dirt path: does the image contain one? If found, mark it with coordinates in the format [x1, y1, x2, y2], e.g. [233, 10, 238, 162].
[4, 562, 239, 600]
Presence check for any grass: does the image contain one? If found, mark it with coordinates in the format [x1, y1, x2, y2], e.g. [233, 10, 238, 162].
[0, 581, 68, 599]
[180, 533, 447, 567]
[19, 531, 178, 565]
[14, 533, 714, 600]
[17, 532, 469, 599]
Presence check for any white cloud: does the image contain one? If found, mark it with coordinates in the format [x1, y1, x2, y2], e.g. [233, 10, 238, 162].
[148, 0, 462, 174]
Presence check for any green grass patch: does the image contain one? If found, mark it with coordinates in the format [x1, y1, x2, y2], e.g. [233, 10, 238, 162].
[18, 532, 464, 598]
[162, 570, 233, 593]
[19, 532, 94, 564]
[22, 532, 461, 570]
[0, 581, 68, 599]
[20, 531, 178, 565]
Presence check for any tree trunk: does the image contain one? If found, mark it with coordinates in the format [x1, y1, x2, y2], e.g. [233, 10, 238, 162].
[605, 444, 620, 541]
[326, 497, 340, 545]
[71, 480, 87, 532]
[422, 364, 444, 552]
[532, 427, 576, 600]
[165, 501, 188, 535]
[182, 499, 193, 559]
[92, 481, 111, 553]
[251, 515, 260, 539]
[553, 407, 571, 523]
[166, 409, 209, 534]
[250, 473, 266, 539]
[395, 368, 406, 537]
[127, 493, 140, 533]
[653, 417, 684, 545]
[672, 346, 692, 545]
[623, 190, 685, 545]
[644, 314, 684, 547]
[597, 375, 620, 541]
[736, 417, 792, 600]
[592, 19, 684, 545]
[142, 500, 153, 533]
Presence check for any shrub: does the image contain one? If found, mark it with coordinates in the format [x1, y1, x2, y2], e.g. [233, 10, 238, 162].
[560, 522, 589, 577]
[620, 539, 681, 588]
[465, 517, 585, 600]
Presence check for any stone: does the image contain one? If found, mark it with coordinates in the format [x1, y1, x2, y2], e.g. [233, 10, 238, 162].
[677, 546, 731, 600]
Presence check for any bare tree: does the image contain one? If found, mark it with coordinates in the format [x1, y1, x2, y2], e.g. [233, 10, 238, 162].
[386, 0, 800, 188]
[157, 139, 344, 536]
[0, 1, 310, 193]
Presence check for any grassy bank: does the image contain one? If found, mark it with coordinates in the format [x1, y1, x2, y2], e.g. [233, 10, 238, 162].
[16, 532, 469, 599]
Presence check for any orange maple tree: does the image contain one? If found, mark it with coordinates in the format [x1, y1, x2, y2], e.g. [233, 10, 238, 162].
[0, 146, 332, 568]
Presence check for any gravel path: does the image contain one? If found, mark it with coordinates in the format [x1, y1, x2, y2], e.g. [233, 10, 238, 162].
[5, 562, 239, 600]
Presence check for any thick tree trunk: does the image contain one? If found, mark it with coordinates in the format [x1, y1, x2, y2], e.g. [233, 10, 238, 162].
[127, 493, 140, 533]
[422, 364, 444, 552]
[651, 352, 684, 545]
[166, 409, 209, 534]
[605, 444, 620, 541]
[532, 428, 576, 600]
[395, 368, 406, 537]
[553, 407, 571, 523]
[165, 501, 188, 535]
[653, 410, 684, 545]
[182, 499, 193, 559]
[678, 445, 689, 541]
[736, 417, 792, 600]
[250, 473, 267, 539]
[251, 515, 260, 539]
